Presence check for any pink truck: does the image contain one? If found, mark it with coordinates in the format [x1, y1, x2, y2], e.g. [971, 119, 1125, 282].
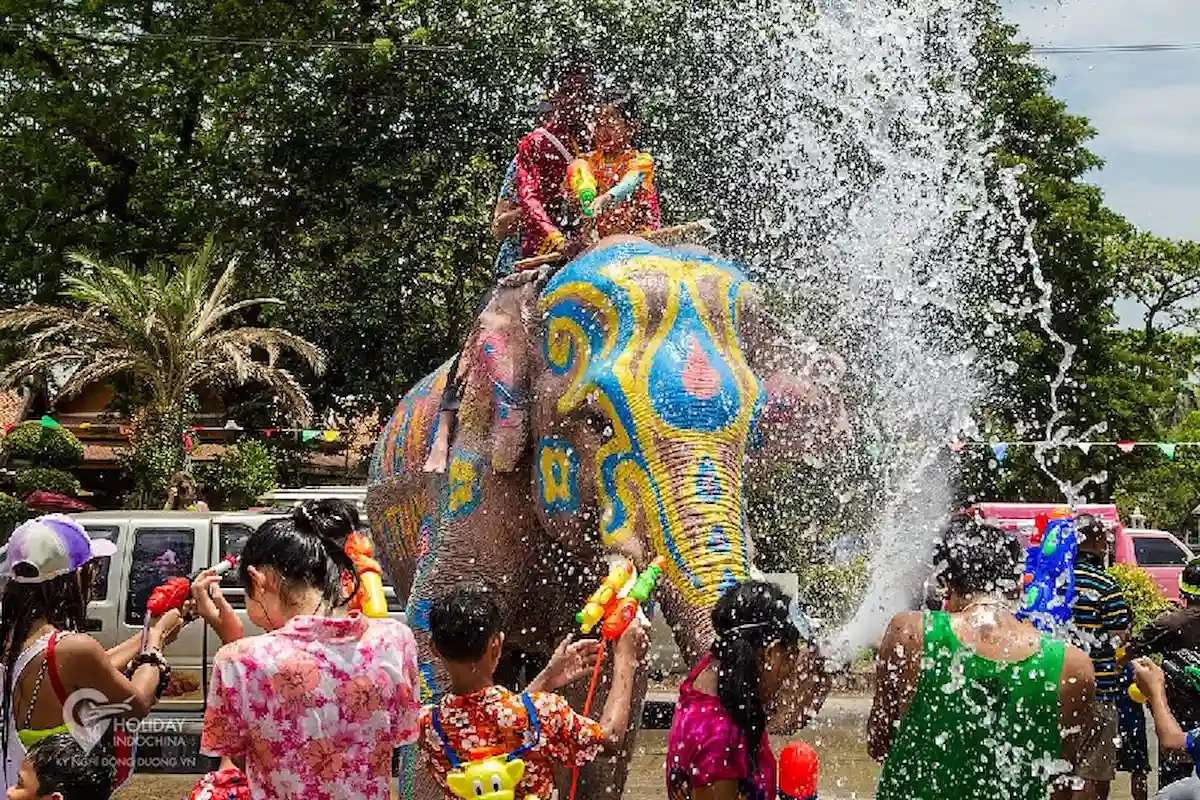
[968, 502, 1195, 603]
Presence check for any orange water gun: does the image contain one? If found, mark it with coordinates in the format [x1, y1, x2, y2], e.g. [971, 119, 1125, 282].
[577, 560, 635, 634]
[345, 532, 388, 618]
[567, 159, 598, 217]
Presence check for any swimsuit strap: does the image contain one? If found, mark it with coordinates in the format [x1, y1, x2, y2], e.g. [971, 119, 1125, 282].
[45, 632, 68, 705]
[429, 706, 462, 770]
[508, 693, 541, 761]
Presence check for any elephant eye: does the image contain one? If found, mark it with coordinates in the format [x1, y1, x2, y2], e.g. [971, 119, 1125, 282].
[583, 409, 611, 438]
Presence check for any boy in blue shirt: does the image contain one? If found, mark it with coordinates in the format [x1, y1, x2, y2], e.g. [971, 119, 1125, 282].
[1132, 658, 1200, 799]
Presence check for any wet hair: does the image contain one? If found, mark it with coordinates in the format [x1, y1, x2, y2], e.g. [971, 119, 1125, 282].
[0, 564, 95, 773]
[238, 499, 360, 610]
[710, 581, 802, 767]
[429, 585, 502, 662]
[598, 89, 640, 130]
[26, 733, 115, 799]
[932, 513, 1022, 596]
[1075, 514, 1108, 547]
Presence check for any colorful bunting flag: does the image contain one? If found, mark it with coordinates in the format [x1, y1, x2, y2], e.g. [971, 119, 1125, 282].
[1076, 442, 1092, 455]
[322, 430, 341, 443]
[1158, 442, 1178, 461]
[991, 443, 1008, 465]
[949, 439, 965, 453]
[301, 430, 320, 443]
[1117, 441, 1136, 454]
[39, 416, 61, 429]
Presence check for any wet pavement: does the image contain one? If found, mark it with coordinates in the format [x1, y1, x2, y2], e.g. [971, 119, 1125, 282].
[114, 696, 1148, 799]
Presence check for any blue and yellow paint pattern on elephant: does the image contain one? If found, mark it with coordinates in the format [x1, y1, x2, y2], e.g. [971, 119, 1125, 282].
[370, 360, 452, 481]
[447, 450, 484, 518]
[538, 437, 580, 514]
[540, 242, 762, 607]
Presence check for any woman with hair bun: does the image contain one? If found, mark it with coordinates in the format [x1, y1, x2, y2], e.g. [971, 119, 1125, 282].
[869, 513, 1096, 800]
[666, 581, 825, 800]
[197, 499, 420, 800]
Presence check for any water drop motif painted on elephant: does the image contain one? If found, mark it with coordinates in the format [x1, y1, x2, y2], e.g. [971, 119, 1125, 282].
[540, 242, 762, 607]
[537, 436, 581, 514]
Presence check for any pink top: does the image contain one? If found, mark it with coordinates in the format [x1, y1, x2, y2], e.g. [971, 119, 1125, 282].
[666, 654, 775, 800]
[201, 614, 420, 800]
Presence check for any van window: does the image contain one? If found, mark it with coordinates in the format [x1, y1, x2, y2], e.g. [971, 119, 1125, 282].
[126, 528, 195, 625]
[1134, 536, 1190, 567]
[81, 526, 117, 599]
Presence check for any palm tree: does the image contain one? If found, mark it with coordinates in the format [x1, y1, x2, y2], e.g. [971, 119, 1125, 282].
[0, 237, 325, 502]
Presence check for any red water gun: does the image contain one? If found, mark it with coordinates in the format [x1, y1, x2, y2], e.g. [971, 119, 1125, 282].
[779, 741, 820, 800]
[345, 532, 388, 618]
[147, 556, 238, 616]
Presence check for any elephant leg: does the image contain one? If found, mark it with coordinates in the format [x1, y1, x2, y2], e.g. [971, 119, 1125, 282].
[554, 642, 652, 800]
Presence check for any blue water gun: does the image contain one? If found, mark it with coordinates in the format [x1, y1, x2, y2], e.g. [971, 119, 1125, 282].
[1016, 512, 1078, 633]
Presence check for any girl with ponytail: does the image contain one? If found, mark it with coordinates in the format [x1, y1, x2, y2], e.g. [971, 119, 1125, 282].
[196, 500, 420, 800]
[667, 581, 821, 800]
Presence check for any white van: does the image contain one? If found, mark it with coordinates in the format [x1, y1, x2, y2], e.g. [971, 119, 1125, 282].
[67, 510, 403, 735]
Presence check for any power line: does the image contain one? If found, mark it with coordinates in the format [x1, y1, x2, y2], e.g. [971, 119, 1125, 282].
[1032, 42, 1200, 55]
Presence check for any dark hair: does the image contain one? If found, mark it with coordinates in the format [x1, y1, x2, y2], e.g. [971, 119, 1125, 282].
[0, 565, 95, 772]
[599, 89, 639, 129]
[933, 513, 1022, 596]
[239, 499, 361, 610]
[167, 471, 200, 509]
[710, 581, 802, 767]
[1075, 514, 1108, 547]
[27, 733, 115, 799]
[429, 585, 502, 662]
[1182, 559, 1200, 599]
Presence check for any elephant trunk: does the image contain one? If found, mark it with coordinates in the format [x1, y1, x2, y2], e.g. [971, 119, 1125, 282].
[648, 444, 752, 666]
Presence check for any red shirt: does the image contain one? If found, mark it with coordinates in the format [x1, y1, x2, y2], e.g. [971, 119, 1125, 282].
[515, 123, 580, 257]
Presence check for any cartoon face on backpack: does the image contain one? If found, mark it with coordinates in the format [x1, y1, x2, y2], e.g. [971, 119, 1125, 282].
[445, 756, 526, 800]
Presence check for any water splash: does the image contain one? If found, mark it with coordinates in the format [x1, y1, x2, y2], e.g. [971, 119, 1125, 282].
[689, 0, 1038, 663]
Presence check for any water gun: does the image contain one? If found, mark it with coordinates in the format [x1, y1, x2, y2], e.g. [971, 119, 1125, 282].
[147, 556, 238, 616]
[577, 560, 635, 634]
[567, 159, 598, 217]
[1016, 511, 1077, 634]
[596, 152, 655, 212]
[600, 556, 666, 640]
[345, 532, 388, 618]
[1127, 649, 1200, 704]
[779, 741, 820, 800]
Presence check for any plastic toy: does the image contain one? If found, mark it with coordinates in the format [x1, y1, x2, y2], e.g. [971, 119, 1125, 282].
[431, 693, 540, 800]
[577, 560, 635, 634]
[595, 153, 654, 214]
[1016, 513, 1077, 633]
[779, 741, 820, 800]
[567, 160, 598, 217]
[147, 556, 238, 616]
[1127, 649, 1200, 704]
[600, 556, 666, 640]
[345, 531, 389, 618]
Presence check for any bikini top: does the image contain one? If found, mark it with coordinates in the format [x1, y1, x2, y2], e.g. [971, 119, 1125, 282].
[15, 631, 70, 749]
[428, 692, 542, 769]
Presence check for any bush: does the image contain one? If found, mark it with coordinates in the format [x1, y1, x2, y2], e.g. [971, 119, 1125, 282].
[1109, 563, 1173, 634]
[195, 440, 279, 510]
[0, 492, 29, 543]
[119, 412, 187, 509]
[12, 468, 80, 498]
[1, 422, 83, 468]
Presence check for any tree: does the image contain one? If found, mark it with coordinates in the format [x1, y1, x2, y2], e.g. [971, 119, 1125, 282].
[0, 238, 324, 505]
[1108, 232, 1200, 363]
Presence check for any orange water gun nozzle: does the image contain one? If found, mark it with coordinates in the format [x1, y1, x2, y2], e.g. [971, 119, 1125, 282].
[577, 560, 635, 634]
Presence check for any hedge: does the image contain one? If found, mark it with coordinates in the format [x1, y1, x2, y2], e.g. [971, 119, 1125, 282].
[13, 467, 80, 498]
[1, 422, 84, 468]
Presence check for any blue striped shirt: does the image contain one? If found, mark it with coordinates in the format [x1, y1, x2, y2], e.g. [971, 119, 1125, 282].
[1071, 560, 1131, 701]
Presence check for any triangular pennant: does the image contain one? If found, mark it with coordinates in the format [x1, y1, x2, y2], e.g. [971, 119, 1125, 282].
[323, 430, 341, 443]
[1117, 441, 1136, 454]
[1158, 442, 1177, 461]
[866, 440, 882, 458]
[1076, 442, 1092, 455]
[948, 439, 965, 453]
[39, 415, 61, 429]
[301, 430, 320, 443]
[991, 443, 1009, 465]
[263, 428, 276, 438]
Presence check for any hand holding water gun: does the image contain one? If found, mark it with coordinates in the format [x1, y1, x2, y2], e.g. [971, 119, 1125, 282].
[345, 531, 389, 618]
[191, 563, 244, 644]
[592, 152, 654, 217]
[1127, 650, 1200, 704]
[601, 556, 666, 640]
[577, 560, 636, 634]
[148, 556, 238, 617]
[1016, 511, 1077, 634]
[567, 159, 598, 217]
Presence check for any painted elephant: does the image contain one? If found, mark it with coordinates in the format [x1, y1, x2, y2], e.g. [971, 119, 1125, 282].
[366, 236, 847, 799]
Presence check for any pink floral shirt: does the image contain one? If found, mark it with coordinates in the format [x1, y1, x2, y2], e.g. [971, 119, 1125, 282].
[201, 614, 420, 800]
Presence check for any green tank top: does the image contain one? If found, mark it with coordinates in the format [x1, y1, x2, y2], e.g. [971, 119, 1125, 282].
[876, 612, 1066, 800]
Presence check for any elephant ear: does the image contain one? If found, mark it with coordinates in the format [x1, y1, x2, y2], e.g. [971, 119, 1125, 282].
[454, 272, 547, 472]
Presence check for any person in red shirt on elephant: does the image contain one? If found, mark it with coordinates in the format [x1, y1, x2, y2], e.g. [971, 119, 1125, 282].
[515, 64, 595, 258]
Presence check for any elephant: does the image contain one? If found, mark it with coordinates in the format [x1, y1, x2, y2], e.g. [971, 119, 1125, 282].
[366, 236, 848, 800]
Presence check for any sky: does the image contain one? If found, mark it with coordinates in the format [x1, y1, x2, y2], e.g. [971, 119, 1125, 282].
[1001, 1, 1200, 324]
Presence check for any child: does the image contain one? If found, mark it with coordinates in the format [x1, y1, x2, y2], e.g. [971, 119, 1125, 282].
[7, 733, 114, 800]
[418, 585, 648, 800]
[582, 91, 661, 239]
[667, 581, 825, 800]
[1132, 657, 1200, 799]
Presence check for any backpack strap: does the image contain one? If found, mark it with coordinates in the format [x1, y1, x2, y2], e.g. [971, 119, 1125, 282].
[46, 631, 69, 705]
[508, 693, 542, 761]
[429, 706, 462, 770]
[535, 127, 573, 163]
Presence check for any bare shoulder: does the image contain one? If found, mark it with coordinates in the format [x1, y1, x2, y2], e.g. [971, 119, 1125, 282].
[52, 631, 107, 661]
[883, 612, 924, 644]
[1061, 644, 1096, 682]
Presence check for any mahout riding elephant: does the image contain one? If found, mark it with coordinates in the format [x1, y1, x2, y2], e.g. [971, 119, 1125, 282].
[366, 235, 847, 799]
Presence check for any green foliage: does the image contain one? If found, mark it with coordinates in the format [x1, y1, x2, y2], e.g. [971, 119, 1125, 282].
[0, 422, 83, 468]
[12, 467, 80, 498]
[795, 558, 870, 624]
[194, 440, 279, 511]
[119, 411, 188, 509]
[0, 493, 28, 542]
[1109, 563, 1173, 634]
